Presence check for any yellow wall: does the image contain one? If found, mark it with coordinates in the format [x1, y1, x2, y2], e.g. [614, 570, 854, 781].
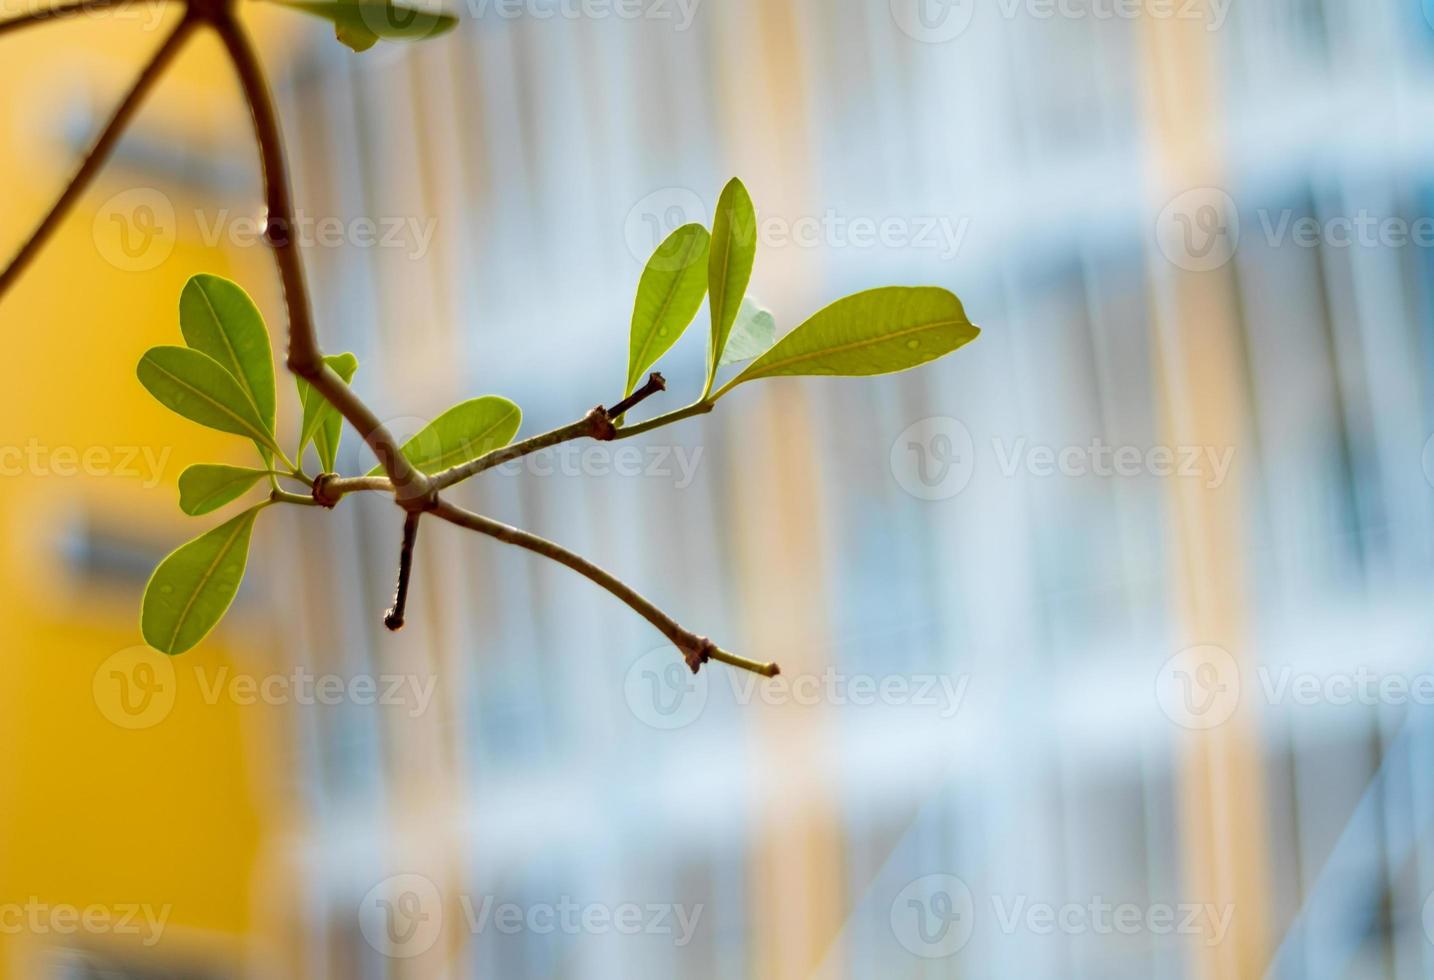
[0, 9, 303, 975]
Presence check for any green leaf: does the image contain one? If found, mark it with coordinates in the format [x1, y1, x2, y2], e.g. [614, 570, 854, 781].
[717, 296, 777, 367]
[716, 287, 979, 395]
[627, 223, 710, 396]
[178, 465, 269, 517]
[367, 396, 522, 477]
[705, 178, 758, 394]
[267, 0, 457, 52]
[137, 347, 284, 456]
[142, 506, 263, 655]
[179, 275, 276, 441]
[296, 352, 359, 474]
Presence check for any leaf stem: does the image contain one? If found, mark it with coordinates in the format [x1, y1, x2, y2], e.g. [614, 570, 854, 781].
[271, 488, 320, 507]
[0, 13, 194, 300]
[611, 399, 715, 440]
[431, 499, 780, 677]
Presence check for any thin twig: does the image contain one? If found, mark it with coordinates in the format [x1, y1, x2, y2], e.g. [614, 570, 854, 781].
[384, 511, 421, 630]
[428, 372, 677, 494]
[432, 499, 780, 677]
[0, 13, 193, 300]
[212, 12, 431, 504]
[606, 371, 666, 418]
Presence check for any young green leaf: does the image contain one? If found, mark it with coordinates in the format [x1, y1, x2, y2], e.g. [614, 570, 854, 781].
[178, 465, 269, 517]
[296, 352, 360, 473]
[704, 178, 757, 394]
[141, 506, 263, 655]
[137, 346, 284, 456]
[715, 286, 979, 396]
[717, 296, 777, 367]
[266, 0, 457, 52]
[367, 396, 522, 476]
[627, 223, 710, 396]
[179, 275, 276, 440]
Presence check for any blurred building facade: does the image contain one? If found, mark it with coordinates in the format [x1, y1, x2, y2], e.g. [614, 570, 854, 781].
[7, 0, 1434, 977]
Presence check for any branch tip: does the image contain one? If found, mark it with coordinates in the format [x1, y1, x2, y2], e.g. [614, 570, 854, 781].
[383, 512, 422, 632]
[606, 372, 667, 419]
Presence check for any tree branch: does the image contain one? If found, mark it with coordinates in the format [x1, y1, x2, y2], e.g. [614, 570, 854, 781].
[212, 11, 432, 505]
[0, 13, 193, 300]
[432, 499, 780, 677]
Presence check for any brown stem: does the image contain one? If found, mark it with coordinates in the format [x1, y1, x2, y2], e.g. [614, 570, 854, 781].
[384, 511, 422, 631]
[606, 371, 666, 418]
[0, 14, 193, 300]
[432, 499, 780, 677]
[427, 373, 667, 493]
[211, 12, 431, 503]
[429, 409, 611, 492]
